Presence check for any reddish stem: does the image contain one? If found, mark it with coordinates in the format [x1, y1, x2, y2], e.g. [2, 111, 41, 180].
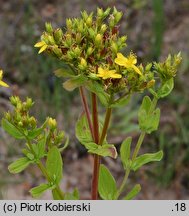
[79, 87, 94, 139]
[91, 93, 100, 200]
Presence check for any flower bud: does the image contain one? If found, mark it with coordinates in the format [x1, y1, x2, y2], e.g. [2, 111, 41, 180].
[29, 117, 37, 128]
[52, 46, 62, 58]
[78, 58, 87, 70]
[100, 24, 107, 33]
[88, 73, 99, 80]
[66, 19, 72, 29]
[10, 96, 20, 106]
[47, 35, 55, 45]
[88, 28, 95, 39]
[97, 8, 104, 18]
[86, 47, 93, 56]
[48, 117, 57, 129]
[147, 79, 155, 88]
[26, 97, 33, 109]
[18, 121, 23, 127]
[45, 22, 53, 34]
[76, 33, 82, 44]
[111, 42, 118, 54]
[73, 47, 81, 57]
[54, 28, 63, 44]
[5, 112, 11, 121]
[95, 34, 102, 47]
[104, 7, 111, 18]
[86, 17, 93, 27]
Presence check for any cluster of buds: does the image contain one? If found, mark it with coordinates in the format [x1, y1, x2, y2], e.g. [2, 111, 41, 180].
[35, 7, 126, 75]
[35, 7, 181, 100]
[5, 96, 36, 129]
[4, 97, 67, 149]
[153, 52, 182, 81]
[46, 117, 65, 148]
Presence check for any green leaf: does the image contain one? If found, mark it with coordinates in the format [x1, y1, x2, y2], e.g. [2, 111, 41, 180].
[27, 128, 43, 140]
[110, 95, 130, 108]
[75, 114, 93, 145]
[120, 137, 132, 169]
[30, 183, 50, 198]
[131, 150, 163, 171]
[98, 165, 117, 200]
[157, 78, 174, 98]
[138, 96, 160, 134]
[88, 144, 117, 159]
[64, 188, 80, 200]
[52, 189, 62, 200]
[123, 184, 141, 200]
[46, 146, 63, 184]
[54, 66, 75, 78]
[59, 136, 69, 152]
[76, 115, 117, 158]
[8, 157, 32, 173]
[1, 119, 24, 139]
[63, 75, 87, 91]
[86, 81, 110, 107]
[32, 136, 46, 159]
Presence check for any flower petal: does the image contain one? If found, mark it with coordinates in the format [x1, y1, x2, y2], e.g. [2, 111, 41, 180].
[132, 65, 142, 76]
[0, 80, 9, 87]
[34, 41, 46, 47]
[38, 45, 48, 54]
[110, 73, 122, 79]
[114, 53, 127, 66]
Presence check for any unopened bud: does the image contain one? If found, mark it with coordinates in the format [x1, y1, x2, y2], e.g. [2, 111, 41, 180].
[73, 47, 81, 57]
[45, 22, 53, 34]
[111, 42, 118, 54]
[26, 97, 33, 109]
[87, 47, 93, 56]
[52, 46, 62, 58]
[76, 33, 82, 44]
[66, 19, 72, 29]
[88, 73, 99, 80]
[147, 79, 155, 88]
[100, 24, 107, 33]
[54, 28, 63, 44]
[5, 112, 11, 121]
[86, 17, 93, 27]
[95, 34, 102, 47]
[97, 8, 104, 18]
[47, 35, 55, 45]
[78, 58, 87, 70]
[48, 117, 57, 129]
[18, 121, 23, 127]
[145, 63, 152, 71]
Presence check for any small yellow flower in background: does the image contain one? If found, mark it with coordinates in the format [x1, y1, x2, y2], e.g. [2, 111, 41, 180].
[34, 41, 48, 54]
[97, 67, 122, 80]
[0, 70, 9, 87]
[115, 52, 142, 76]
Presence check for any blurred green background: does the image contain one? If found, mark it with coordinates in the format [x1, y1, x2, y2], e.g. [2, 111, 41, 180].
[0, 0, 189, 199]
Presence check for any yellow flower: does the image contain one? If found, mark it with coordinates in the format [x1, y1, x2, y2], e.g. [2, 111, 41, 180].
[115, 52, 142, 75]
[97, 67, 122, 80]
[34, 41, 48, 54]
[0, 70, 9, 87]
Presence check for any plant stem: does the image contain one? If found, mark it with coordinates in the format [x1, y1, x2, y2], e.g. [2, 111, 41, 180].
[27, 139, 64, 199]
[91, 93, 100, 200]
[116, 131, 146, 199]
[99, 108, 112, 145]
[116, 169, 130, 198]
[132, 131, 146, 161]
[79, 87, 94, 138]
[117, 96, 158, 198]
